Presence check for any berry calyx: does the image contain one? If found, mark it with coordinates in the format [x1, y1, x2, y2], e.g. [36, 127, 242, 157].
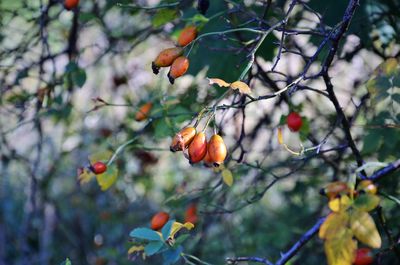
[353, 248, 373, 265]
[207, 134, 227, 167]
[168, 56, 189, 84]
[152, 47, 183, 75]
[135, 102, 153, 121]
[150, 212, 170, 230]
[177, 26, 197, 47]
[188, 132, 207, 164]
[170, 127, 196, 152]
[91, 162, 107, 175]
[64, 0, 79, 10]
[287, 112, 303, 132]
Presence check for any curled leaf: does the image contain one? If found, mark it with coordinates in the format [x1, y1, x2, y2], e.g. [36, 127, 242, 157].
[169, 222, 195, 239]
[230, 81, 251, 94]
[207, 78, 231, 87]
[128, 245, 145, 255]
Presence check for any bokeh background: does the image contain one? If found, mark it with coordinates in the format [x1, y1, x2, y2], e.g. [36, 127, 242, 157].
[0, 1, 399, 265]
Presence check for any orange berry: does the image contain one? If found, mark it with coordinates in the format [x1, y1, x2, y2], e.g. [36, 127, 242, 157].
[202, 144, 214, 167]
[152, 47, 183, 75]
[64, 0, 79, 10]
[150, 212, 170, 230]
[168, 56, 189, 84]
[207, 134, 227, 166]
[357, 180, 377, 195]
[188, 132, 207, 164]
[319, 181, 350, 200]
[177, 26, 198, 47]
[170, 127, 196, 152]
[135, 102, 153, 121]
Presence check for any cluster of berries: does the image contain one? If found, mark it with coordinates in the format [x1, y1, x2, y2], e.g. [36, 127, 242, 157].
[152, 26, 198, 84]
[170, 127, 227, 166]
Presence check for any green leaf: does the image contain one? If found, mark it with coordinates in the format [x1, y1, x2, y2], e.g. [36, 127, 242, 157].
[353, 194, 380, 212]
[153, 118, 174, 139]
[152, 9, 178, 27]
[361, 131, 382, 155]
[65, 62, 87, 88]
[144, 241, 164, 256]
[60, 258, 72, 265]
[189, 14, 209, 24]
[174, 234, 190, 246]
[130, 228, 162, 241]
[162, 220, 175, 240]
[71, 68, 87, 88]
[279, 115, 287, 126]
[299, 117, 310, 142]
[79, 12, 97, 22]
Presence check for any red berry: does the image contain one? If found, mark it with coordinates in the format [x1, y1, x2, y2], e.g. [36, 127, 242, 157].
[287, 112, 303, 132]
[353, 248, 374, 265]
[64, 0, 79, 10]
[185, 203, 198, 224]
[150, 212, 170, 230]
[91, 162, 107, 174]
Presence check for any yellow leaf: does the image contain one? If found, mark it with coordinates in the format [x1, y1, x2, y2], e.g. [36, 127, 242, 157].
[350, 210, 381, 248]
[383, 58, 398, 75]
[277, 127, 283, 144]
[221, 169, 233, 186]
[96, 165, 118, 191]
[328, 195, 352, 212]
[128, 245, 144, 255]
[89, 150, 113, 164]
[324, 228, 357, 265]
[230, 81, 251, 94]
[319, 212, 349, 240]
[207, 78, 231, 87]
[170, 221, 195, 239]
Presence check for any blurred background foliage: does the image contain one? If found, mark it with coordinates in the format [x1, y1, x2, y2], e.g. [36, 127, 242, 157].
[0, 0, 399, 265]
